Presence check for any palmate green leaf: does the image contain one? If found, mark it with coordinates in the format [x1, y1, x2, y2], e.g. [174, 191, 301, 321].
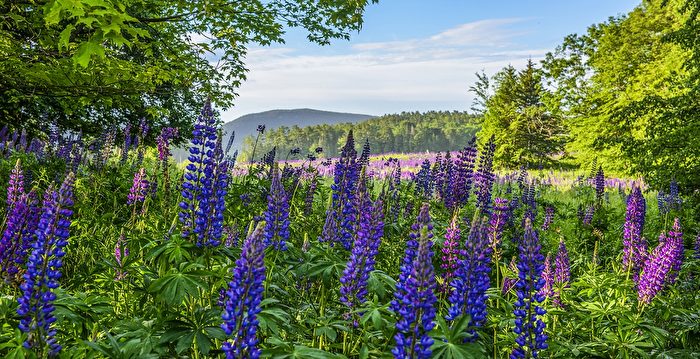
[148, 269, 207, 305]
[58, 24, 74, 51]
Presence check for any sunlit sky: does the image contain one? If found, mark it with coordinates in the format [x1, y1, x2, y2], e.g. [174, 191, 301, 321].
[222, 0, 639, 122]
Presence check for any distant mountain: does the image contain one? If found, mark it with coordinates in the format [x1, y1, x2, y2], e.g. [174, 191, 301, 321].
[174, 108, 374, 161]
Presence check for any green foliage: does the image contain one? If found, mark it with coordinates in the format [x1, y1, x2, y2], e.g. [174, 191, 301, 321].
[0, 0, 377, 138]
[477, 60, 566, 168]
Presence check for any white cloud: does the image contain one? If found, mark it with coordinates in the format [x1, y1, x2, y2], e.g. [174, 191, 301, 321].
[222, 18, 548, 121]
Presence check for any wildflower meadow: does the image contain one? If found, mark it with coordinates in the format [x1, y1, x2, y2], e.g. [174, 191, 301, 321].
[0, 101, 698, 359]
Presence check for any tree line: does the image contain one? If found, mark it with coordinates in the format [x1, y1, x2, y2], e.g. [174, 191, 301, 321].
[240, 111, 481, 160]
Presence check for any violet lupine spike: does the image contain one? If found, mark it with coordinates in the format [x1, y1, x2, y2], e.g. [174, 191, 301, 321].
[440, 215, 461, 292]
[511, 218, 548, 359]
[127, 168, 149, 205]
[321, 131, 359, 249]
[695, 233, 700, 260]
[263, 168, 290, 250]
[7, 159, 24, 212]
[0, 192, 30, 280]
[583, 206, 594, 225]
[415, 159, 433, 199]
[665, 218, 684, 284]
[221, 222, 266, 359]
[446, 217, 492, 341]
[554, 239, 571, 286]
[437, 152, 453, 204]
[340, 195, 385, 314]
[622, 186, 647, 279]
[391, 203, 436, 359]
[474, 135, 496, 211]
[594, 166, 605, 204]
[489, 198, 509, 262]
[451, 137, 478, 208]
[542, 206, 554, 231]
[638, 228, 683, 305]
[539, 254, 555, 299]
[17, 172, 74, 357]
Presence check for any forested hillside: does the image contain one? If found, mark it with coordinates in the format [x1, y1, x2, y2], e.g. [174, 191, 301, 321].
[240, 111, 480, 159]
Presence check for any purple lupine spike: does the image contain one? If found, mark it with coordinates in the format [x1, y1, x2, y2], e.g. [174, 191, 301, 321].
[440, 215, 461, 292]
[391, 203, 436, 359]
[7, 159, 24, 211]
[511, 218, 548, 359]
[179, 101, 228, 247]
[340, 191, 385, 314]
[321, 131, 359, 249]
[0, 193, 29, 280]
[437, 152, 453, 203]
[451, 137, 477, 208]
[665, 218, 684, 284]
[446, 216, 492, 341]
[263, 168, 290, 250]
[542, 206, 554, 231]
[638, 227, 683, 305]
[554, 239, 570, 286]
[221, 222, 266, 359]
[539, 254, 555, 299]
[695, 232, 700, 259]
[390, 163, 402, 222]
[359, 138, 370, 167]
[121, 123, 132, 164]
[594, 166, 605, 204]
[489, 198, 509, 254]
[127, 168, 149, 205]
[415, 159, 433, 199]
[17, 172, 74, 357]
[667, 180, 681, 211]
[583, 206, 594, 225]
[622, 186, 647, 279]
[474, 135, 496, 211]
[223, 223, 241, 247]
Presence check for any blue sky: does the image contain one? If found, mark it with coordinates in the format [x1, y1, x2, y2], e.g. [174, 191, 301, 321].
[222, 0, 639, 122]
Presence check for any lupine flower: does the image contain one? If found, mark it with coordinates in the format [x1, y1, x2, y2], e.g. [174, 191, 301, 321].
[474, 135, 496, 211]
[665, 218, 684, 284]
[391, 203, 436, 359]
[583, 206, 594, 225]
[511, 218, 548, 359]
[359, 139, 370, 167]
[415, 159, 433, 199]
[554, 239, 570, 286]
[539, 254, 555, 299]
[221, 222, 266, 359]
[489, 198, 509, 260]
[638, 228, 683, 305]
[451, 137, 477, 208]
[0, 192, 30, 280]
[542, 206, 554, 231]
[436, 152, 453, 204]
[622, 186, 647, 278]
[115, 233, 129, 281]
[17, 173, 75, 357]
[321, 131, 359, 249]
[695, 233, 700, 259]
[263, 168, 290, 250]
[440, 215, 461, 292]
[223, 224, 241, 247]
[7, 159, 24, 212]
[157, 127, 178, 162]
[594, 166, 604, 204]
[447, 217, 492, 341]
[179, 102, 228, 247]
[390, 163, 402, 222]
[99, 127, 116, 168]
[127, 168, 149, 205]
[340, 190, 385, 313]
